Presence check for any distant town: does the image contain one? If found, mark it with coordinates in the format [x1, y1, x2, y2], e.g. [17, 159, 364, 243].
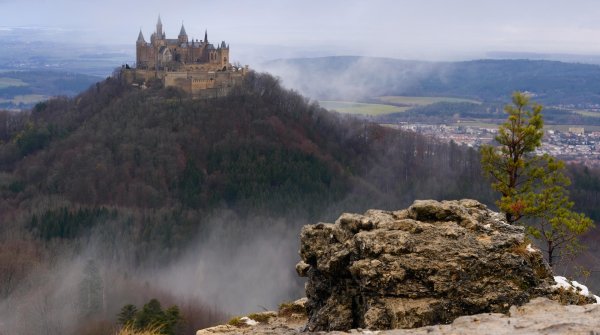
[385, 123, 600, 167]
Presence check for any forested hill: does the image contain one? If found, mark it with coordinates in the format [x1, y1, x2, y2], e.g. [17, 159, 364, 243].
[2, 71, 600, 334]
[262, 56, 600, 104]
[3, 72, 600, 254]
[0, 72, 495, 241]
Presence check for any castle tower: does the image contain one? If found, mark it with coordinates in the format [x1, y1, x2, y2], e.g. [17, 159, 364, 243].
[156, 15, 163, 39]
[178, 24, 188, 44]
[136, 29, 147, 68]
[218, 41, 230, 68]
[137, 30, 146, 45]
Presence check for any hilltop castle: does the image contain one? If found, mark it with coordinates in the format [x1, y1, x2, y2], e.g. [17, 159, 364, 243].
[124, 16, 247, 97]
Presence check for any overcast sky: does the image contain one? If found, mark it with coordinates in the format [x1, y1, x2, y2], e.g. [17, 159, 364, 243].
[2, 0, 600, 62]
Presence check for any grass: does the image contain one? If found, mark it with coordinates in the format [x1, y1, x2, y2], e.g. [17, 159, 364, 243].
[116, 324, 164, 335]
[227, 316, 249, 328]
[278, 301, 307, 317]
[227, 312, 277, 327]
[377, 95, 481, 106]
[319, 100, 409, 115]
[510, 239, 532, 257]
[0, 77, 27, 89]
[319, 96, 481, 116]
[552, 287, 593, 305]
[247, 312, 276, 323]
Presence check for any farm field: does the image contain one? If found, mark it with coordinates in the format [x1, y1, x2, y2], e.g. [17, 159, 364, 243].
[320, 96, 481, 116]
[0, 77, 27, 89]
[319, 101, 409, 115]
[572, 110, 600, 118]
[377, 96, 481, 106]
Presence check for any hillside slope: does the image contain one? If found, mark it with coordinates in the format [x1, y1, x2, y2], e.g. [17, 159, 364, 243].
[1, 72, 495, 240]
[0, 72, 497, 334]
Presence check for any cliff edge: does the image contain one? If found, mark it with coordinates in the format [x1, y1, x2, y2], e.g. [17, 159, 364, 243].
[198, 199, 598, 334]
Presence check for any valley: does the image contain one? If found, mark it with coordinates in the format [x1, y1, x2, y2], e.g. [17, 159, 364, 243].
[318, 92, 600, 166]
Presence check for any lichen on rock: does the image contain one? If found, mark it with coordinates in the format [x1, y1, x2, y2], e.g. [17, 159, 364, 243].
[297, 199, 594, 331]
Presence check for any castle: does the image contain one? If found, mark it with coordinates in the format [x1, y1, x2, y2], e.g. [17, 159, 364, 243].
[125, 16, 247, 97]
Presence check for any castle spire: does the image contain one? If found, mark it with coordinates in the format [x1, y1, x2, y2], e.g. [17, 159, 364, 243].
[137, 29, 146, 44]
[204, 30, 208, 43]
[156, 14, 163, 37]
[178, 22, 188, 44]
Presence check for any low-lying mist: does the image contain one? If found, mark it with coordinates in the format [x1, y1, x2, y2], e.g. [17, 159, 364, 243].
[0, 210, 307, 334]
[154, 210, 305, 314]
[257, 56, 448, 101]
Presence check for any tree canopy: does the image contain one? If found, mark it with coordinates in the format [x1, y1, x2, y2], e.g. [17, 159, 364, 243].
[481, 92, 594, 266]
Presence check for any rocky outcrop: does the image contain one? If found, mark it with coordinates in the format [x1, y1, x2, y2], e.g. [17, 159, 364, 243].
[296, 199, 595, 331]
[196, 298, 308, 335]
[196, 297, 600, 335]
[394, 297, 600, 335]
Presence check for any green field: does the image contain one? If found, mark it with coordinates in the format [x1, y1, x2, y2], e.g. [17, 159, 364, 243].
[0, 77, 27, 89]
[320, 96, 482, 116]
[572, 110, 600, 118]
[377, 96, 481, 106]
[0, 94, 48, 105]
[319, 101, 409, 115]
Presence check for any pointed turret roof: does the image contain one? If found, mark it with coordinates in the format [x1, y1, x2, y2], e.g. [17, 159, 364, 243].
[157, 14, 162, 26]
[137, 29, 146, 43]
[179, 24, 187, 36]
[204, 30, 208, 43]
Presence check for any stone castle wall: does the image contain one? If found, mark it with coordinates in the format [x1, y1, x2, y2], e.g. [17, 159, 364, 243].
[123, 66, 248, 98]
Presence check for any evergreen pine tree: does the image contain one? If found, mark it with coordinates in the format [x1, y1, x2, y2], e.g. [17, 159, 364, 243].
[480, 92, 594, 267]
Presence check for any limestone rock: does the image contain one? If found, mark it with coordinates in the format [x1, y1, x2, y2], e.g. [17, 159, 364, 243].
[297, 199, 594, 331]
[195, 298, 308, 335]
[378, 297, 600, 335]
[195, 297, 600, 335]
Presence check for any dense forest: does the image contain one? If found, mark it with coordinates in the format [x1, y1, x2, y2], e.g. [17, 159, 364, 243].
[1, 72, 600, 334]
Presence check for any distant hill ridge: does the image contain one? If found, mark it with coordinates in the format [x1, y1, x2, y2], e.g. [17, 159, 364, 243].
[262, 56, 600, 104]
[0, 70, 99, 109]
